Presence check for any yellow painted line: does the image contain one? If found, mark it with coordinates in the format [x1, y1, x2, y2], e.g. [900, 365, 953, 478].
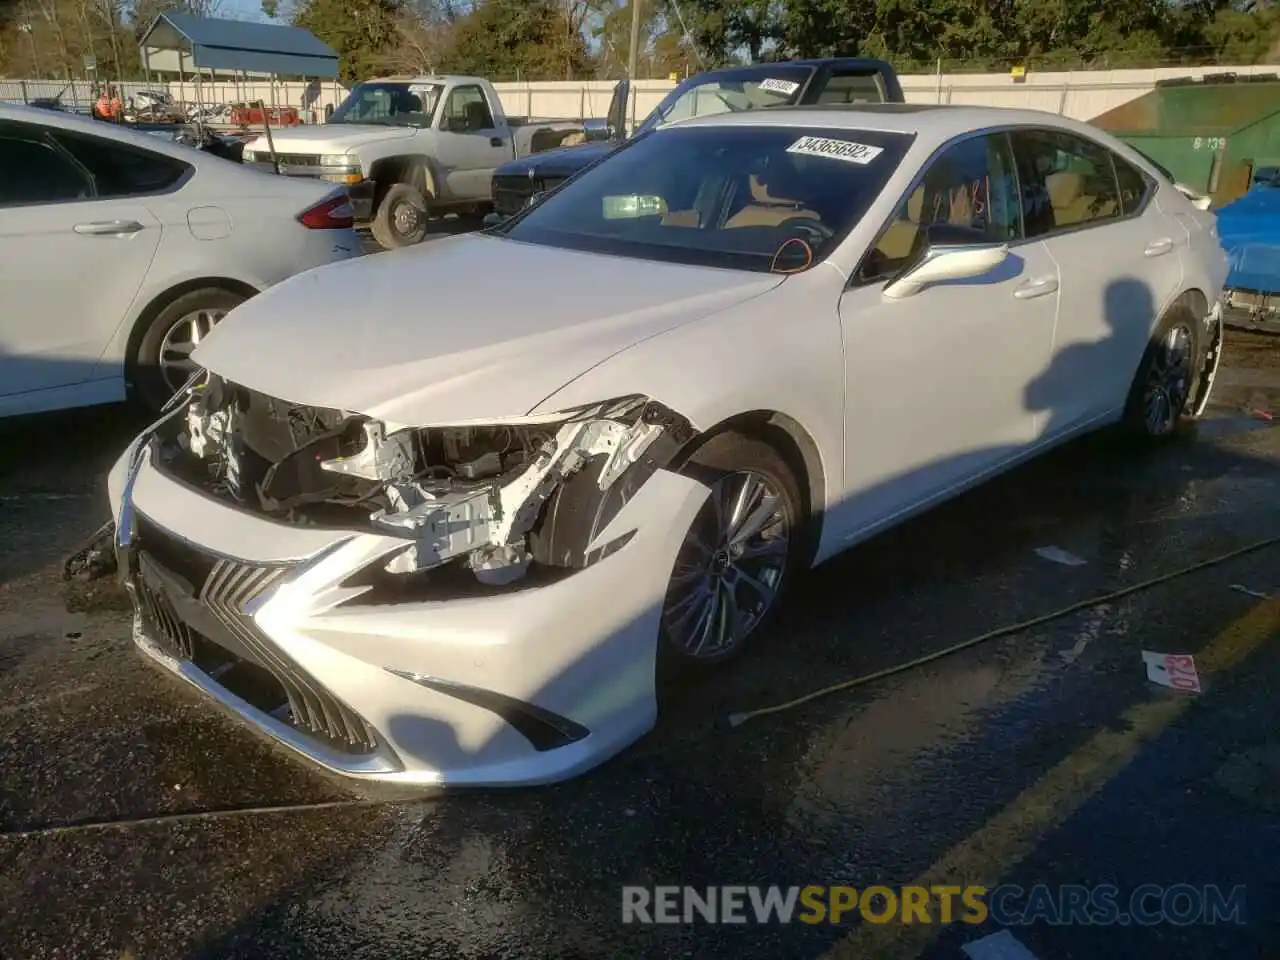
[821, 597, 1280, 960]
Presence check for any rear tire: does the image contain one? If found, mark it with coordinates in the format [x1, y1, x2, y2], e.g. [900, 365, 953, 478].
[371, 182, 429, 249]
[1122, 303, 1203, 440]
[132, 287, 245, 412]
[658, 432, 805, 673]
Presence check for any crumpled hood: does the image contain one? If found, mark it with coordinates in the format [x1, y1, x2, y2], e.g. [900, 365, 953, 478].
[192, 234, 781, 427]
[244, 123, 415, 155]
[505, 141, 617, 180]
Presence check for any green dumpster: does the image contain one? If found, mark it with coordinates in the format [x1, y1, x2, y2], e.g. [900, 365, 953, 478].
[1091, 74, 1280, 206]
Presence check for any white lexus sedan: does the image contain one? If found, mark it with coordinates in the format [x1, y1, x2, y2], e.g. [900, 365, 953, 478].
[104, 105, 1227, 787]
[0, 104, 361, 417]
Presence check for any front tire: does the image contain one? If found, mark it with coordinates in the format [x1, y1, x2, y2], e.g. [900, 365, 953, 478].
[1122, 303, 1203, 439]
[659, 433, 804, 669]
[371, 182, 429, 249]
[132, 287, 244, 411]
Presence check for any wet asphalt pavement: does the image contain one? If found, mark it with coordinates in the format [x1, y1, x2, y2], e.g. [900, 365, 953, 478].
[1, 329, 1279, 960]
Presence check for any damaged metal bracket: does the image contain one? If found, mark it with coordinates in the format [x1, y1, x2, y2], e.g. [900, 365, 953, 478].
[372, 412, 668, 578]
[320, 422, 414, 481]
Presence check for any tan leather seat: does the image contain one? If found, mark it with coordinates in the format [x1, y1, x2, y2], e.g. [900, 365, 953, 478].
[876, 186, 925, 261]
[1045, 170, 1096, 227]
[724, 174, 821, 228]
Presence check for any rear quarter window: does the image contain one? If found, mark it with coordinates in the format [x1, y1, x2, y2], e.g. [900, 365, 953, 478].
[52, 131, 190, 197]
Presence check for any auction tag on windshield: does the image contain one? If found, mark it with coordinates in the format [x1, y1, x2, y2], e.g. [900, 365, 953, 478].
[758, 77, 801, 95]
[787, 136, 884, 165]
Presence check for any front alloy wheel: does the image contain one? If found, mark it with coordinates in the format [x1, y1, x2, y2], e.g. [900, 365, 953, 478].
[662, 468, 791, 662]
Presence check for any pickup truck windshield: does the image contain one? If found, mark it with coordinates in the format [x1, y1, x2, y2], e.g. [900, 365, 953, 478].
[637, 65, 890, 135]
[329, 82, 442, 126]
[640, 66, 816, 133]
[496, 124, 913, 273]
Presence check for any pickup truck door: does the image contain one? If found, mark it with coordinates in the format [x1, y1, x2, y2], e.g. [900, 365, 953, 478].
[435, 84, 513, 202]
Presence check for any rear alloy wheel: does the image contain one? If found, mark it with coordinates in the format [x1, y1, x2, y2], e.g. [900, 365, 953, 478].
[1123, 304, 1203, 439]
[133, 287, 245, 411]
[661, 434, 803, 667]
[371, 182, 429, 249]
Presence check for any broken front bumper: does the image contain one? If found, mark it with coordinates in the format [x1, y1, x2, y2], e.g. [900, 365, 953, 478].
[107, 433, 709, 786]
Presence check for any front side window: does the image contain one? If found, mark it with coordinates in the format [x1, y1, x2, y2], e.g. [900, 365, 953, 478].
[443, 85, 494, 132]
[1011, 129, 1122, 236]
[53, 131, 189, 197]
[497, 125, 914, 273]
[329, 82, 439, 126]
[639, 67, 815, 134]
[861, 132, 1020, 282]
[0, 127, 91, 207]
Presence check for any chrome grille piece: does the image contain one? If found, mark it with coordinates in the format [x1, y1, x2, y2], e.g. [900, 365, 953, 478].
[201, 559, 377, 752]
[131, 517, 378, 756]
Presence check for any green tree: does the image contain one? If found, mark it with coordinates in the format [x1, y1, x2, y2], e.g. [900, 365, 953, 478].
[292, 0, 404, 82]
[439, 0, 591, 80]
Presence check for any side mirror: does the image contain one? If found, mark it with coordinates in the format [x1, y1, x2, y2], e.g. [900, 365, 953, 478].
[883, 225, 1009, 299]
[606, 78, 631, 143]
[439, 114, 453, 132]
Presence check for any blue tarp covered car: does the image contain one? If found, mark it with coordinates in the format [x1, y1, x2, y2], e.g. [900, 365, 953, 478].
[1217, 178, 1280, 332]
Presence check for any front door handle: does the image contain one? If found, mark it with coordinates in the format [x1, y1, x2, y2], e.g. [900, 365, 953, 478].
[74, 220, 144, 236]
[489, 136, 503, 147]
[1013, 275, 1059, 300]
[1144, 237, 1174, 257]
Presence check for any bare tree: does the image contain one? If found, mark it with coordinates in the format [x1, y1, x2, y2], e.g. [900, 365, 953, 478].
[32, 0, 75, 78]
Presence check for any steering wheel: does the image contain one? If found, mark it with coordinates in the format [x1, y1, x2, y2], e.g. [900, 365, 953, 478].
[779, 217, 834, 245]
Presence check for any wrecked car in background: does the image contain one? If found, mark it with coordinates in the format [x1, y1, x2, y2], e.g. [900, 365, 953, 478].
[97, 104, 1226, 787]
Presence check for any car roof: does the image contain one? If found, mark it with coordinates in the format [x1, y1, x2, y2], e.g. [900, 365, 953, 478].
[686, 57, 891, 78]
[662, 103, 1112, 141]
[0, 102, 198, 161]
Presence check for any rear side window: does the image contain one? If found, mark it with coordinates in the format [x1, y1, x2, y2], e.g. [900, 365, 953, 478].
[52, 131, 190, 197]
[1011, 129, 1122, 236]
[814, 71, 888, 104]
[0, 131, 91, 206]
[1114, 156, 1153, 215]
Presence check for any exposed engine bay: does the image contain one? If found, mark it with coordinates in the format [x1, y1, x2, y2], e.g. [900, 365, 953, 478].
[153, 375, 694, 586]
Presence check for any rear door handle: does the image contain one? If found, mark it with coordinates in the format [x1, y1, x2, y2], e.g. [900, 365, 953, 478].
[1144, 237, 1174, 257]
[1013, 275, 1059, 300]
[74, 220, 144, 236]
[489, 137, 503, 147]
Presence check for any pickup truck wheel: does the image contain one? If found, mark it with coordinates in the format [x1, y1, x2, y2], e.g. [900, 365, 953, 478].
[371, 182, 429, 249]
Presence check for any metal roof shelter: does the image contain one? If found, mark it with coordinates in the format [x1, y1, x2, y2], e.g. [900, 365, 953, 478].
[139, 12, 339, 80]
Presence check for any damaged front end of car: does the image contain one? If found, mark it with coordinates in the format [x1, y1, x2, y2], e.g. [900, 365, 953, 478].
[140, 374, 696, 590]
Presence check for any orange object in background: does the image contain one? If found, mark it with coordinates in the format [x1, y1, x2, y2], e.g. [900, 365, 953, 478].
[228, 104, 300, 126]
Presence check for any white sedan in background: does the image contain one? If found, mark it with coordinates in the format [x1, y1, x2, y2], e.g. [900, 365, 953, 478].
[105, 104, 1227, 787]
[0, 104, 361, 417]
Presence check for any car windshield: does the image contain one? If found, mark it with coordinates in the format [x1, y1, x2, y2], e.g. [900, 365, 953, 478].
[638, 67, 815, 134]
[329, 82, 441, 126]
[495, 124, 914, 273]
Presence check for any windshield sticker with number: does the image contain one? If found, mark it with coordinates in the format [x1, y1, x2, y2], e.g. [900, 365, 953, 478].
[758, 78, 801, 95]
[786, 136, 884, 165]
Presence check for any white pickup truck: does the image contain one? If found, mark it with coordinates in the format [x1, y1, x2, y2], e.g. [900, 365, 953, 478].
[241, 75, 593, 249]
